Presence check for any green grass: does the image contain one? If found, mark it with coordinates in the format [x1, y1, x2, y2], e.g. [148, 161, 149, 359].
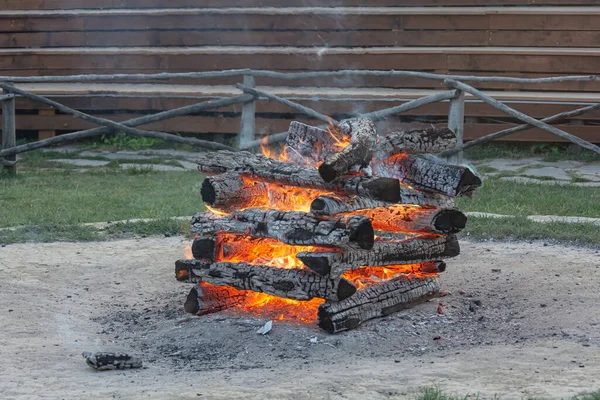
[462, 216, 600, 246]
[0, 169, 203, 228]
[465, 142, 600, 162]
[456, 178, 600, 218]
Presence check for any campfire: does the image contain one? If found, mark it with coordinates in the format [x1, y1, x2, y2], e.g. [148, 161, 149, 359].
[175, 119, 481, 333]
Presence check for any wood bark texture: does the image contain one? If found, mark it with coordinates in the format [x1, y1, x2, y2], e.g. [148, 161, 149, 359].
[373, 154, 482, 197]
[375, 127, 457, 157]
[184, 284, 248, 315]
[190, 209, 374, 250]
[201, 173, 267, 211]
[297, 234, 460, 276]
[196, 150, 401, 203]
[191, 237, 217, 261]
[318, 118, 377, 182]
[337, 206, 467, 235]
[310, 193, 454, 215]
[318, 275, 441, 333]
[175, 259, 356, 301]
[285, 121, 346, 165]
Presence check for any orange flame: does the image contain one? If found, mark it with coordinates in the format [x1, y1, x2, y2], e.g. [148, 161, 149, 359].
[215, 233, 340, 270]
[343, 262, 439, 290]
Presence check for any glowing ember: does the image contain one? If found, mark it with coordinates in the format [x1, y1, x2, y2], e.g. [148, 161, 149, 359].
[343, 263, 439, 290]
[215, 233, 340, 270]
[198, 281, 323, 324]
[344, 204, 435, 233]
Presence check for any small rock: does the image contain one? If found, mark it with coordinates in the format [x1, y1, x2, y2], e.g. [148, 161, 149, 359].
[256, 320, 273, 335]
[433, 336, 441, 341]
[491, 268, 501, 273]
[540, 304, 547, 308]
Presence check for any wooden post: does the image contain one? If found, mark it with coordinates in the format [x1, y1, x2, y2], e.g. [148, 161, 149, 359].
[38, 109, 56, 140]
[238, 75, 256, 149]
[1, 87, 17, 174]
[447, 90, 465, 164]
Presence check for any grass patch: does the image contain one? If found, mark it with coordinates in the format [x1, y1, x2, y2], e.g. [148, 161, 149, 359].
[414, 386, 473, 400]
[465, 142, 600, 162]
[473, 165, 498, 174]
[456, 178, 600, 218]
[462, 216, 600, 245]
[0, 169, 203, 228]
[0, 218, 190, 245]
[105, 158, 184, 168]
[519, 174, 557, 181]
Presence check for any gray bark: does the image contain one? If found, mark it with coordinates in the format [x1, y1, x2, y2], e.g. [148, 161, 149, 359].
[373, 155, 482, 197]
[176, 259, 356, 301]
[297, 234, 460, 276]
[196, 150, 401, 203]
[376, 127, 457, 157]
[318, 275, 440, 333]
[190, 209, 374, 250]
[318, 118, 377, 182]
[183, 284, 248, 315]
[310, 193, 455, 215]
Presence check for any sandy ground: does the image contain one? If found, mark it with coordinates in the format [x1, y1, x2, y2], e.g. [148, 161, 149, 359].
[1, 237, 599, 400]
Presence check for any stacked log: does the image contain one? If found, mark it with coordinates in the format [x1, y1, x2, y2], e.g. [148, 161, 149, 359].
[175, 119, 480, 333]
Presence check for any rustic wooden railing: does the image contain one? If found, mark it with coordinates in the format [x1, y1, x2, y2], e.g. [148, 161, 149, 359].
[1, 69, 600, 174]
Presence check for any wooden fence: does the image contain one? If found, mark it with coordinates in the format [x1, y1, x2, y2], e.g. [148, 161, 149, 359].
[2, 69, 600, 175]
[1, 3, 600, 143]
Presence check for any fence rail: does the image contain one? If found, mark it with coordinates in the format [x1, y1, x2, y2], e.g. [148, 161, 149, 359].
[2, 69, 600, 175]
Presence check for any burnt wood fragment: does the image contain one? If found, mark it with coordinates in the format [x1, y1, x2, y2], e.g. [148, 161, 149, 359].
[176, 259, 356, 301]
[285, 121, 347, 166]
[196, 150, 401, 202]
[318, 118, 377, 182]
[318, 275, 440, 333]
[191, 209, 374, 250]
[310, 192, 454, 215]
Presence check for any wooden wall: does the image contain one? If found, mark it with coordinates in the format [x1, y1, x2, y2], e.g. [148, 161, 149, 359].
[0, 1, 599, 143]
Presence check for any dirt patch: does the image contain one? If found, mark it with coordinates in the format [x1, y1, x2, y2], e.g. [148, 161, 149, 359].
[1, 238, 599, 399]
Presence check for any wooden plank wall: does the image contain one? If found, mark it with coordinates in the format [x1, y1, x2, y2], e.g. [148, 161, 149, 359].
[0, 1, 599, 143]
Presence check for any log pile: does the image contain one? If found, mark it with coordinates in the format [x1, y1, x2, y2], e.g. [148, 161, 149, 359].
[175, 119, 481, 333]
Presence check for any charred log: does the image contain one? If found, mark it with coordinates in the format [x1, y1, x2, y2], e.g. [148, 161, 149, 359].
[176, 259, 356, 301]
[184, 284, 248, 315]
[285, 121, 347, 165]
[318, 275, 441, 333]
[201, 173, 267, 211]
[191, 237, 217, 261]
[318, 118, 377, 182]
[376, 127, 456, 157]
[297, 234, 459, 276]
[196, 150, 401, 203]
[310, 192, 454, 216]
[373, 154, 482, 197]
[191, 209, 374, 250]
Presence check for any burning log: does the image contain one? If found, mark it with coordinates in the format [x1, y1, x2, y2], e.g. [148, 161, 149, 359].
[318, 275, 440, 333]
[285, 121, 348, 166]
[297, 234, 459, 276]
[310, 191, 454, 214]
[196, 150, 401, 203]
[318, 118, 377, 182]
[373, 154, 482, 197]
[375, 127, 457, 157]
[176, 259, 357, 301]
[201, 173, 268, 211]
[184, 284, 248, 315]
[191, 209, 374, 250]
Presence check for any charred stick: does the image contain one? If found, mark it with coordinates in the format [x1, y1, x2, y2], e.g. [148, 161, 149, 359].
[191, 209, 374, 250]
[176, 259, 356, 301]
[318, 275, 441, 333]
[196, 150, 401, 203]
[318, 118, 377, 182]
[297, 234, 459, 276]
